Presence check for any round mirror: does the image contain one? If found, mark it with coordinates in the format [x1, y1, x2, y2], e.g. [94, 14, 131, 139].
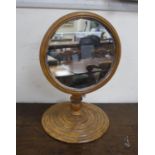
[40, 12, 121, 95]
[40, 12, 121, 143]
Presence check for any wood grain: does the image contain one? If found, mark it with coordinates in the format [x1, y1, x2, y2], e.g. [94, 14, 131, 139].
[42, 103, 109, 143]
[17, 103, 138, 155]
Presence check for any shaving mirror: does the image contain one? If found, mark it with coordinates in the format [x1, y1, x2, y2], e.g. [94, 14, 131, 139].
[40, 12, 121, 143]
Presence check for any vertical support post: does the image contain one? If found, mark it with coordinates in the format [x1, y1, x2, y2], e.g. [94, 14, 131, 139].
[70, 95, 82, 115]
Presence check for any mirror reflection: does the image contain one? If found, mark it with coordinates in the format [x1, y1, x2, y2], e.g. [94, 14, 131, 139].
[46, 18, 115, 89]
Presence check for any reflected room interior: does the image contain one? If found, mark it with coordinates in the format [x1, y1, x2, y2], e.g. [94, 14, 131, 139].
[46, 18, 115, 89]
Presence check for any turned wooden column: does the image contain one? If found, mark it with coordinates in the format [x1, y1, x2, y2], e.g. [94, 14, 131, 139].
[70, 95, 83, 115]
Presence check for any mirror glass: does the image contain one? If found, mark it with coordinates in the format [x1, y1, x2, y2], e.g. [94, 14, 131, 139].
[46, 18, 115, 89]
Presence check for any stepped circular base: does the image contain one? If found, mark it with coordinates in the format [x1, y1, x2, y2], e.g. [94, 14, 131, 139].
[42, 103, 109, 143]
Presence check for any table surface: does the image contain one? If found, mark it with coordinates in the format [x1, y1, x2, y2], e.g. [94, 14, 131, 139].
[49, 40, 113, 49]
[17, 103, 138, 155]
[49, 58, 112, 77]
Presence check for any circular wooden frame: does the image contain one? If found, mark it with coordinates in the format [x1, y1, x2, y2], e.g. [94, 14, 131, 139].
[40, 12, 121, 95]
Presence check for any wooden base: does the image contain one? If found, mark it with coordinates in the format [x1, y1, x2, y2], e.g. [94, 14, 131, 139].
[42, 102, 109, 143]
